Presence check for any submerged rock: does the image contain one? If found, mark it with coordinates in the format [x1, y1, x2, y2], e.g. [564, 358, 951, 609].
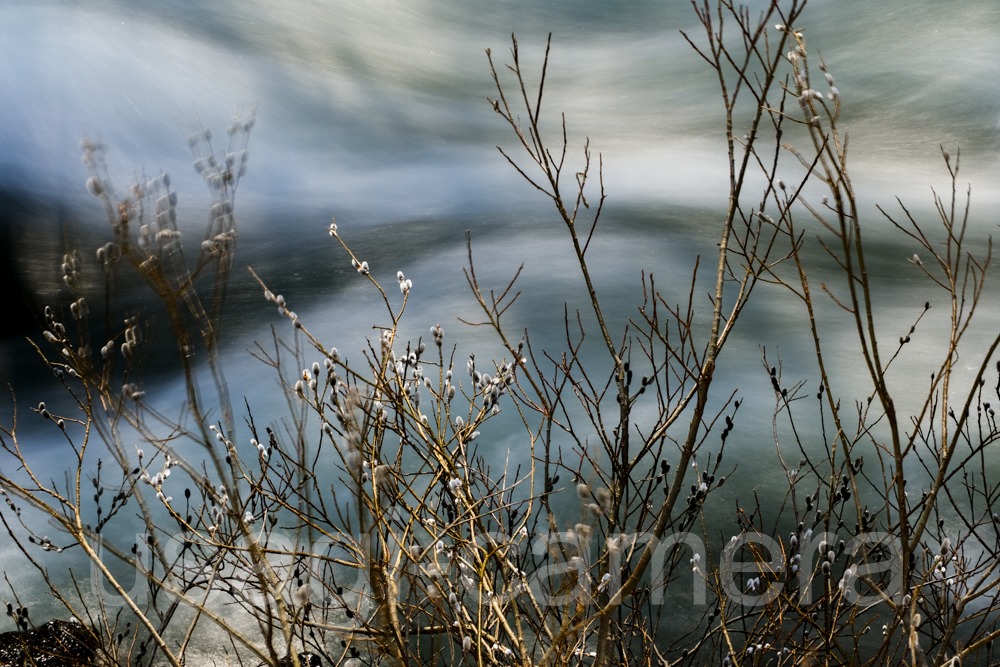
[0, 620, 104, 667]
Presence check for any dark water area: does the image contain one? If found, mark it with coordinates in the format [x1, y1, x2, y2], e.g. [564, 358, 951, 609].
[0, 189, 45, 337]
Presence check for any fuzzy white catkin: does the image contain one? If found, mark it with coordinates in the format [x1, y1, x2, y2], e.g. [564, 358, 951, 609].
[374, 465, 392, 488]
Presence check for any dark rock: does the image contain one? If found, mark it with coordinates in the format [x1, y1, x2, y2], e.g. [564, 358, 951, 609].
[0, 619, 104, 666]
[295, 654, 322, 667]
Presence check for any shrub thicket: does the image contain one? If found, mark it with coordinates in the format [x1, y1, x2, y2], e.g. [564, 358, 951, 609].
[3, 1, 999, 666]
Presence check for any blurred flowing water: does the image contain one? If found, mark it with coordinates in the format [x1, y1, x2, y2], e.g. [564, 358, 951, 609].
[1, 0, 999, 654]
